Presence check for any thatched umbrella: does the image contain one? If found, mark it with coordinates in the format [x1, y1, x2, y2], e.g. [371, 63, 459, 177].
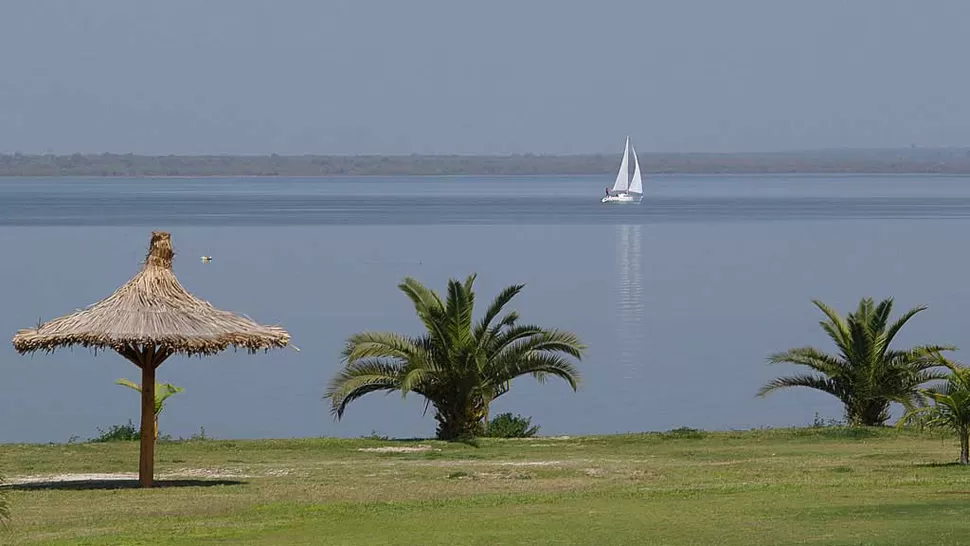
[11, 231, 290, 487]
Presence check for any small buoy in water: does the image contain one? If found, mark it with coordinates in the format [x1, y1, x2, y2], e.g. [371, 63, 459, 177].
[201, 256, 212, 263]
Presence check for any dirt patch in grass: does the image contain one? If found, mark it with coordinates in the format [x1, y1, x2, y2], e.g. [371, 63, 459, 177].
[8, 473, 140, 485]
[7, 468, 254, 485]
[357, 445, 441, 453]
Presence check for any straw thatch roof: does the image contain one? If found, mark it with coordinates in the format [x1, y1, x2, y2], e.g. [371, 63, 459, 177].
[12, 232, 290, 356]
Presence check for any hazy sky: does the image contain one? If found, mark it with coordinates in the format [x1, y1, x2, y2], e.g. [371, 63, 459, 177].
[1, 0, 968, 155]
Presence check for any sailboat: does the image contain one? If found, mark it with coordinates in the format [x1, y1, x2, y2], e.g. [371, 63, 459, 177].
[601, 136, 643, 203]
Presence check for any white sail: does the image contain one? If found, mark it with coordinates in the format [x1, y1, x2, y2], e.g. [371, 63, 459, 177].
[611, 137, 630, 193]
[628, 145, 643, 195]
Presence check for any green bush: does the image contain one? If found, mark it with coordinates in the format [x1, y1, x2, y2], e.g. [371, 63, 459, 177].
[186, 426, 210, 441]
[90, 420, 140, 442]
[485, 413, 539, 438]
[661, 427, 708, 439]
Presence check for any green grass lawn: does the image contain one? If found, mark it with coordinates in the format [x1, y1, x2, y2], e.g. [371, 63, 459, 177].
[3, 427, 970, 545]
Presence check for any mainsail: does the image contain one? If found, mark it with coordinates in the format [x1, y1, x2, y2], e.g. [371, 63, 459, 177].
[611, 137, 630, 193]
[628, 145, 643, 195]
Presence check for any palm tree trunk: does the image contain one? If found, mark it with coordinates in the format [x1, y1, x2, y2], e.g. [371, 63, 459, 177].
[961, 430, 969, 465]
[482, 402, 490, 436]
[434, 401, 486, 440]
[852, 400, 891, 427]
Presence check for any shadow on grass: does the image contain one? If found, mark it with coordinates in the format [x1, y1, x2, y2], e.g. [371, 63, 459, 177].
[2, 478, 246, 491]
[913, 461, 968, 468]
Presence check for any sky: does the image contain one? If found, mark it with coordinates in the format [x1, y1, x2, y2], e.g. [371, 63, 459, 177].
[0, 0, 968, 155]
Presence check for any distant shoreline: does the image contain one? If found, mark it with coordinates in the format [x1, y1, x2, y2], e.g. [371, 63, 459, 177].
[3, 148, 970, 176]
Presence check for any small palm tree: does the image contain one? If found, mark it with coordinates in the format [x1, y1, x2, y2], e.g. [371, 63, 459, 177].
[759, 297, 953, 426]
[0, 474, 8, 522]
[327, 274, 586, 440]
[898, 357, 970, 465]
[116, 379, 183, 440]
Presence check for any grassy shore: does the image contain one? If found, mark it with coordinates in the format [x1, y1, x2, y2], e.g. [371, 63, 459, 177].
[2, 427, 970, 545]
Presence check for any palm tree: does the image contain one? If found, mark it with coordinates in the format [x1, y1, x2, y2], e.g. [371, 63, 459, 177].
[898, 357, 970, 465]
[759, 297, 953, 426]
[116, 379, 183, 440]
[0, 474, 8, 522]
[326, 274, 586, 440]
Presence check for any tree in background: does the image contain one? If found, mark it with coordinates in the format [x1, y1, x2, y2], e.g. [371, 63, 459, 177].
[898, 357, 970, 465]
[759, 297, 953, 426]
[327, 274, 585, 440]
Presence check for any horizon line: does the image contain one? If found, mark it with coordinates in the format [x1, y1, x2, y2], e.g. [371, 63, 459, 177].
[2, 146, 969, 158]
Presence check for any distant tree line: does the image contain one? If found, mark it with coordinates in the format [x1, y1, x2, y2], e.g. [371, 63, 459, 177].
[2, 148, 970, 176]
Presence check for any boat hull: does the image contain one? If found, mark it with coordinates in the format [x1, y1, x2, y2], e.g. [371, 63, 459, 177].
[601, 193, 642, 203]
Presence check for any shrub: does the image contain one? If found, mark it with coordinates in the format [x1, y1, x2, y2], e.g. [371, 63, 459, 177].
[485, 413, 539, 438]
[90, 420, 139, 442]
[812, 412, 845, 428]
[662, 427, 708, 439]
[186, 426, 210, 441]
[360, 430, 389, 441]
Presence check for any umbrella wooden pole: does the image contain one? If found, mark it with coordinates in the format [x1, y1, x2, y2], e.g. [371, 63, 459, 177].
[120, 344, 169, 488]
[139, 358, 157, 488]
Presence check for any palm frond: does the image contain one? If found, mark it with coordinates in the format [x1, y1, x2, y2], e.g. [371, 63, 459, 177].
[155, 382, 183, 405]
[490, 353, 582, 392]
[446, 276, 475, 346]
[883, 304, 928, 348]
[473, 283, 525, 343]
[115, 378, 141, 393]
[883, 346, 956, 373]
[496, 311, 519, 329]
[757, 373, 841, 398]
[325, 359, 406, 418]
[812, 299, 851, 351]
[911, 368, 952, 386]
[870, 298, 894, 338]
[845, 313, 872, 370]
[461, 273, 478, 295]
[897, 404, 934, 429]
[154, 383, 183, 414]
[399, 364, 435, 396]
[115, 378, 182, 415]
[480, 311, 521, 352]
[342, 331, 425, 364]
[398, 277, 450, 345]
[766, 347, 845, 376]
[500, 329, 586, 360]
[398, 276, 443, 313]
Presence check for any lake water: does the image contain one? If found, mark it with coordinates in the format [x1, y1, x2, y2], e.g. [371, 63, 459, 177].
[2, 174, 970, 443]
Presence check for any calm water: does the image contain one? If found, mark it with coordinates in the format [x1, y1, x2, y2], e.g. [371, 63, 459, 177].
[2, 174, 970, 442]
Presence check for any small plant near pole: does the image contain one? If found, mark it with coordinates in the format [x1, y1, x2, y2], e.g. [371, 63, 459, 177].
[116, 379, 183, 440]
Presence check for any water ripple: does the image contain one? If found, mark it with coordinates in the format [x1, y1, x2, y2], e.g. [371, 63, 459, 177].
[5, 194, 970, 226]
[615, 224, 646, 380]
